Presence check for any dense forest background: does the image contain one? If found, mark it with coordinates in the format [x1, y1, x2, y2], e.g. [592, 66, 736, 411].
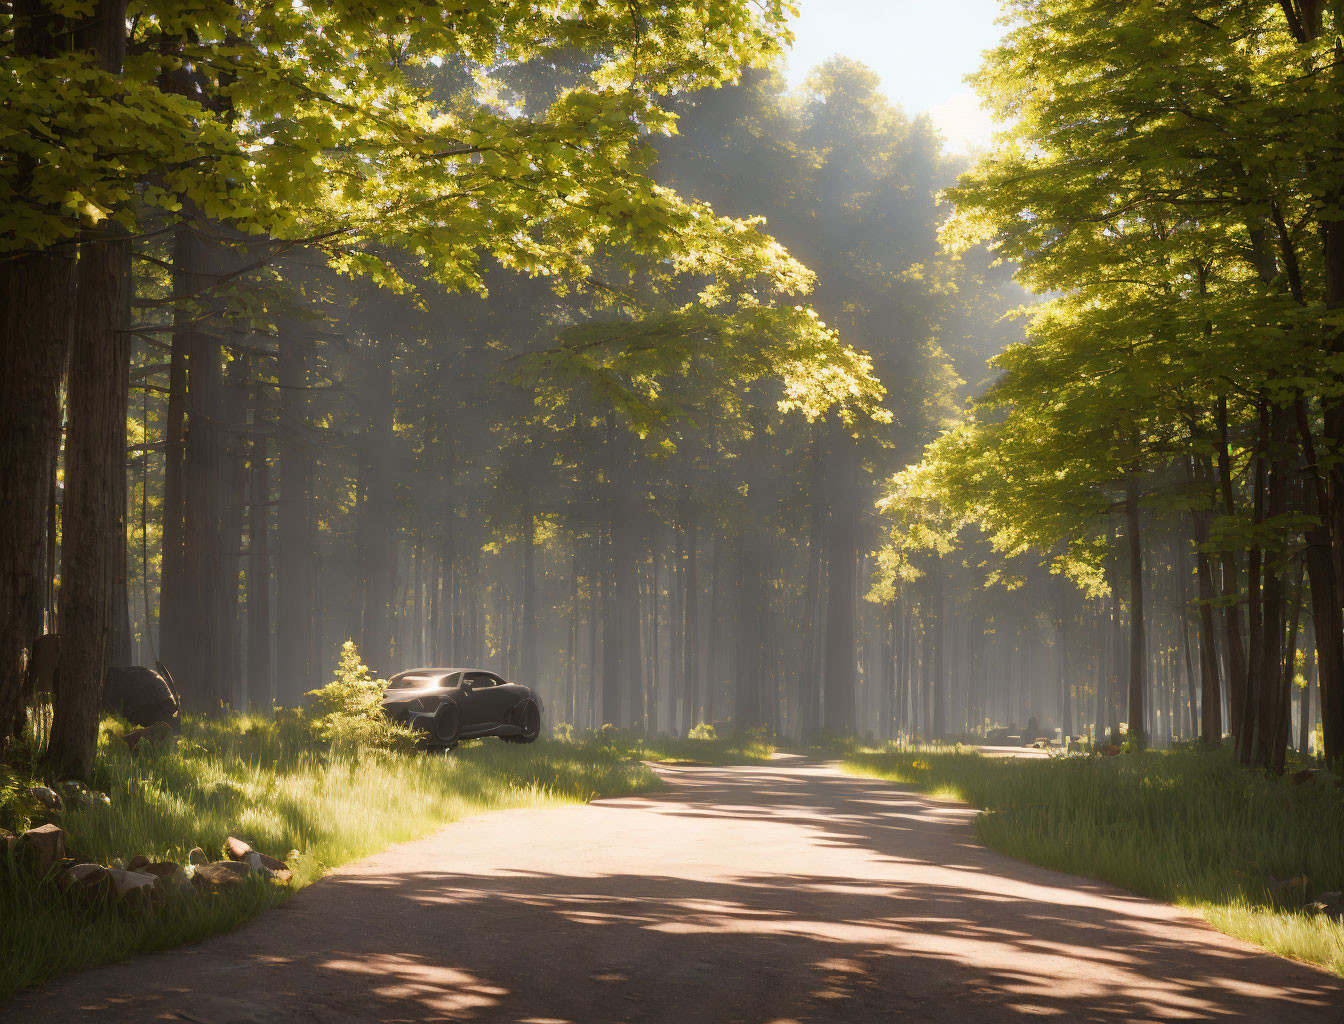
[4, 0, 1340, 783]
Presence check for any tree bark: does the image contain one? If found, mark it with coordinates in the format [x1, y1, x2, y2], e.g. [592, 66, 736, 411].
[1125, 475, 1147, 748]
[821, 424, 858, 734]
[44, 0, 131, 780]
[276, 325, 316, 704]
[246, 367, 272, 707]
[0, 2, 77, 743]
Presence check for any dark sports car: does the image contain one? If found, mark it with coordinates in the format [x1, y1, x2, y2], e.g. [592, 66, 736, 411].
[380, 668, 541, 750]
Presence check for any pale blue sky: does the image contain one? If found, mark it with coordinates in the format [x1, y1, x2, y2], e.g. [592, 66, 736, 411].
[782, 0, 1007, 153]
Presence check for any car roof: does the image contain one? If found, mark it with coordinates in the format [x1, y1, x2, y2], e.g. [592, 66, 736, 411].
[387, 667, 495, 682]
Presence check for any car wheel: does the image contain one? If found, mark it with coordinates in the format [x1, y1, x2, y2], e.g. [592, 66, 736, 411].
[507, 698, 540, 744]
[432, 700, 460, 747]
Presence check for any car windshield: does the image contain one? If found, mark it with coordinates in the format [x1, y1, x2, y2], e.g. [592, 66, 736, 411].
[387, 673, 443, 690]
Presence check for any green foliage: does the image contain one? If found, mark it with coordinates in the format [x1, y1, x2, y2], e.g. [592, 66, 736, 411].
[847, 747, 1344, 976]
[2, 713, 659, 998]
[687, 722, 717, 741]
[304, 641, 416, 752]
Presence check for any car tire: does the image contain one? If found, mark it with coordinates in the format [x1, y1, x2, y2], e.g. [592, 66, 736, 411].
[432, 700, 460, 747]
[505, 698, 540, 744]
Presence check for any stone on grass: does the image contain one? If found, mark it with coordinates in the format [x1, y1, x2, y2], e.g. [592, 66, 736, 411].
[121, 720, 177, 753]
[241, 851, 263, 873]
[126, 854, 150, 872]
[257, 853, 291, 883]
[193, 860, 253, 888]
[225, 835, 252, 860]
[58, 862, 114, 902]
[26, 785, 62, 814]
[1309, 891, 1344, 920]
[103, 665, 179, 728]
[142, 861, 191, 890]
[15, 823, 65, 874]
[108, 868, 162, 906]
[188, 846, 208, 865]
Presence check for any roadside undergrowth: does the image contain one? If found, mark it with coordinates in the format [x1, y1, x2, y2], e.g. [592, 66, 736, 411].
[1, 715, 658, 999]
[571, 724, 775, 765]
[844, 746, 1344, 976]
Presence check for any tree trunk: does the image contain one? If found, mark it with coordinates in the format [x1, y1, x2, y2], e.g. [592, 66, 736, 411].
[357, 338, 396, 674]
[44, 0, 131, 779]
[0, 2, 77, 742]
[276, 326, 316, 704]
[1124, 475, 1147, 748]
[246, 368, 272, 707]
[683, 496, 699, 727]
[821, 425, 858, 734]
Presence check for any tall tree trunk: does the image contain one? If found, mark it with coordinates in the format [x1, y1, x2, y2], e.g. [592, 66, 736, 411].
[357, 338, 396, 673]
[521, 502, 537, 684]
[821, 425, 858, 734]
[0, 5, 77, 743]
[1214, 403, 1250, 745]
[682, 496, 699, 727]
[246, 368, 272, 707]
[276, 326, 315, 704]
[45, 0, 131, 779]
[1125, 475, 1147, 748]
[931, 567, 946, 739]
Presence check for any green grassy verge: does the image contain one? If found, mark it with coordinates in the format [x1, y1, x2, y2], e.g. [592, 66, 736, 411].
[2, 714, 658, 999]
[844, 745, 1344, 976]
[553, 724, 775, 765]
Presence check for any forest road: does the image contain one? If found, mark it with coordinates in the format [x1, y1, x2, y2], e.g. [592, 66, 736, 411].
[6, 757, 1342, 1024]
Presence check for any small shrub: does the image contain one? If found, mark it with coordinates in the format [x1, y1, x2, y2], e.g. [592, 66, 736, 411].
[304, 640, 416, 753]
[688, 722, 717, 741]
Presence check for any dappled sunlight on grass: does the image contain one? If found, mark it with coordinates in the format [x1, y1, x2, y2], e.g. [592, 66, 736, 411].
[845, 745, 1344, 976]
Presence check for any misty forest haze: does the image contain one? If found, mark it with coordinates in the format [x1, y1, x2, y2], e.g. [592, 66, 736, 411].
[3, 0, 1344, 1011]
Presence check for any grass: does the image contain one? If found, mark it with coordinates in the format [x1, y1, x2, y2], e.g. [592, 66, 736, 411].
[627, 733, 775, 765]
[844, 744, 1344, 976]
[1, 713, 658, 999]
[552, 723, 776, 765]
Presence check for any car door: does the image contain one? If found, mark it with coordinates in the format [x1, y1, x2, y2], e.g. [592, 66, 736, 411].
[490, 675, 529, 721]
[459, 671, 500, 728]
[474, 672, 516, 726]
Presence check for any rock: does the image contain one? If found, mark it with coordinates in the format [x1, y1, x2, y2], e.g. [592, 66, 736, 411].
[107, 868, 162, 906]
[102, 665, 179, 728]
[142, 861, 190, 890]
[241, 851, 263, 873]
[193, 860, 253, 888]
[26, 785, 62, 814]
[225, 836, 252, 860]
[1102, 744, 1122, 757]
[14, 823, 65, 875]
[187, 846, 208, 866]
[58, 862, 114, 902]
[121, 720, 177, 753]
[126, 854, 150, 872]
[1308, 891, 1344, 919]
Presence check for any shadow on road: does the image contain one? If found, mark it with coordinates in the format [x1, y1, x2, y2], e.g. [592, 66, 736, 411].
[9, 760, 1341, 1023]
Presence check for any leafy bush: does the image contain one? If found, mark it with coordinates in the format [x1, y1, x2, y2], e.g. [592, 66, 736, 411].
[304, 640, 417, 753]
[688, 722, 717, 740]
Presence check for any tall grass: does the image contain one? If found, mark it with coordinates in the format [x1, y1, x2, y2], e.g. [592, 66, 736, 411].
[1, 715, 658, 998]
[552, 723, 776, 765]
[845, 745, 1344, 976]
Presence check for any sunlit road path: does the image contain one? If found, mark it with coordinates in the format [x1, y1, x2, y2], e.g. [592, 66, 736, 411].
[7, 758, 1341, 1023]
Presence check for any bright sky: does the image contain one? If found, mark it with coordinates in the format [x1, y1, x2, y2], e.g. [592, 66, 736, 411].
[782, 0, 1007, 155]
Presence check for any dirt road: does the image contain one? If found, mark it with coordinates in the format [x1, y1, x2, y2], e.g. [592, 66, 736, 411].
[6, 758, 1341, 1023]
